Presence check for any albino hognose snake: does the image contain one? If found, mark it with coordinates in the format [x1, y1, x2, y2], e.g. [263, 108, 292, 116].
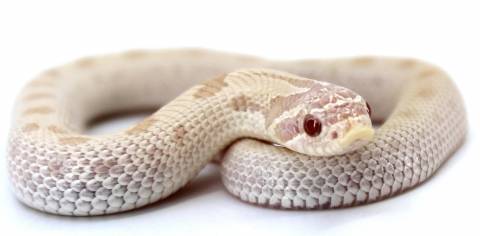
[7, 49, 467, 216]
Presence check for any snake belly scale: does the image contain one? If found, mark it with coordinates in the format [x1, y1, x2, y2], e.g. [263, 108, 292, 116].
[7, 49, 466, 215]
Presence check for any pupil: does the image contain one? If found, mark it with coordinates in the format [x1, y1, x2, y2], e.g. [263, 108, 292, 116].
[304, 114, 322, 137]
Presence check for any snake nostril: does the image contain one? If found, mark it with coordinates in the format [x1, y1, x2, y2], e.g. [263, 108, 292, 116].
[366, 102, 372, 117]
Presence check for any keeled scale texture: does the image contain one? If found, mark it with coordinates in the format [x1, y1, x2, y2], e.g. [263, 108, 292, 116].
[7, 49, 467, 215]
[222, 64, 467, 208]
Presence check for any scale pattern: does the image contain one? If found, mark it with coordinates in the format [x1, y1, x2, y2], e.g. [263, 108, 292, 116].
[222, 66, 467, 208]
[7, 49, 467, 215]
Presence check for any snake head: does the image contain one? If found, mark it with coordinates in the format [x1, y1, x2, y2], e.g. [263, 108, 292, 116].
[268, 82, 374, 157]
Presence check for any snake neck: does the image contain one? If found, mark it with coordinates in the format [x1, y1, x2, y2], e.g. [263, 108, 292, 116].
[139, 69, 323, 162]
[148, 71, 282, 160]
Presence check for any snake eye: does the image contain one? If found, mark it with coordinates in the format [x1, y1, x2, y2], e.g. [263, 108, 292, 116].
[303, 114, 322, 137]
[366, 102, 372, 117]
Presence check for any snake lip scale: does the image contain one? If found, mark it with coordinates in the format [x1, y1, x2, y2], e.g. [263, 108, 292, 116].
[7, 49, 467, 216]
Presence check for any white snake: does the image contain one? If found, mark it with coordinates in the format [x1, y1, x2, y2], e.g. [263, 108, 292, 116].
[7, 49, 467, 216]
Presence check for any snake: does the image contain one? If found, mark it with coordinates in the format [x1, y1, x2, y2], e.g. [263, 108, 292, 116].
[7, 49, 467, 216]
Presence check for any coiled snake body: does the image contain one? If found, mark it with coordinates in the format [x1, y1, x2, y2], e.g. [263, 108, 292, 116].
[7, 49, 466, 216]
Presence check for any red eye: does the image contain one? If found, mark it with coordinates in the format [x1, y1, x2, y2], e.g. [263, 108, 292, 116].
[303, 114, 322, 137]
[366, 102, 372, 117]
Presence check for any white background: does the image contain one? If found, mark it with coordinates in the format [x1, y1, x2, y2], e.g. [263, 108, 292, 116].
[0, 1, 479, 235]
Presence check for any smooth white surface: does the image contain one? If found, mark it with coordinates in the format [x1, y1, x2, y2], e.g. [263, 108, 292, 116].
[0, 1, 479, 235]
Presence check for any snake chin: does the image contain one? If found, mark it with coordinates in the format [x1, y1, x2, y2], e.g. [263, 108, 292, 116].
[284, 133, 372, 157]
[278, 114, 374, 157]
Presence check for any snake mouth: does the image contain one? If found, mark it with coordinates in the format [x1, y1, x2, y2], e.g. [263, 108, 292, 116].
[338, 125, 375, 149]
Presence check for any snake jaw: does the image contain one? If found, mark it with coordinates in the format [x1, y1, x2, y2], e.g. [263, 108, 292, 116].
[278, 114, 374, 157]
[337, 125, 375, 149]
[335, 116, 374, 152]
